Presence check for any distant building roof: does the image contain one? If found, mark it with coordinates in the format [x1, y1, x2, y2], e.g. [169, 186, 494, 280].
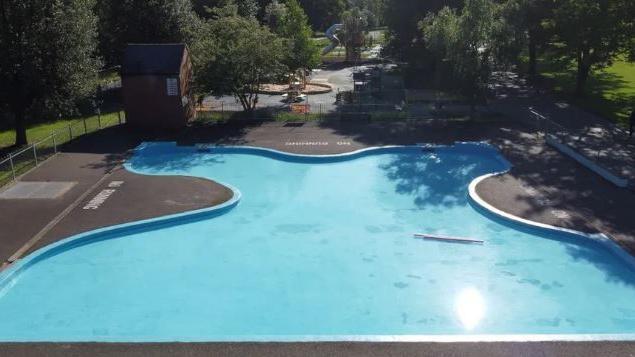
[122, 44, 186, 76]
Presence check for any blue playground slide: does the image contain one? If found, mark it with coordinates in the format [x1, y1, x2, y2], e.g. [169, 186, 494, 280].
[322, 23, 343, 55]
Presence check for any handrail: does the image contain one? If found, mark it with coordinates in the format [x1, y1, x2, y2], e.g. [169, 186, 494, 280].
[1, 111, 125, 187]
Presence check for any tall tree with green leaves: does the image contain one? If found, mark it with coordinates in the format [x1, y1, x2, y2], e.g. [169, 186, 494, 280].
[383, 0, 461, 61]
[499, 0, 554, 77]
[0, 0, 101, 146]
[264, 0, 288, 30]
[342, 7, 368, 62]
[299, 0, 347, 31]
[552, 0, 633, 95]
[192, 0, 222, 18]
[97, 0, 199, 66]
[274, 0, 320, 73]
[421, 0, 497, 104]
[192, 13, 285, 112]
[194, 0, 277, 20]
[348, 0, 386, 28]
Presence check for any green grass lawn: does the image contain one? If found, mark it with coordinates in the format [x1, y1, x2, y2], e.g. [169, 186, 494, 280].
[0, 111, 123, 187]
[0, 111, 122, 150]
[536, 55, 635, 126]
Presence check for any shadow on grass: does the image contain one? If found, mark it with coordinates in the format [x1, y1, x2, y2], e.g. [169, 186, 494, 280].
[538, 56, 635, 126]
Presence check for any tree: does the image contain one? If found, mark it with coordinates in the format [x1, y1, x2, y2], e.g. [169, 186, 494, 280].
[348, 0, 386, 28]
[383, 0, 461, 61]
[342, 7, 368, 62]
[299, 0, 347, 31]
[0, 0, 101, 146]
[237, 0, 260, 18]
[97, 0, 198, 66]
[499, 0, 554, 78]
[195, 0, 278, 21]
[552, 0, 633, 96]
[193, 14, 285, 112]
[192, 0, 224, 18]
[264, 0, 288, 30]
[420, 0, 497, 104]
[275, 0, 320, 73]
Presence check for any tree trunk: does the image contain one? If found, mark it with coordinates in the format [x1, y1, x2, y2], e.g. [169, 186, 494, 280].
[14, 108, 28, 146]
[575, 49, 590, 97]
[235, 92, 251, 113]
[528, 35, 537, 79]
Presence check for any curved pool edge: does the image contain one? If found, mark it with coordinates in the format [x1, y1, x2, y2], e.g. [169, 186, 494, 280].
[467, 173, 635, 270]
[0, 179, 243, 291]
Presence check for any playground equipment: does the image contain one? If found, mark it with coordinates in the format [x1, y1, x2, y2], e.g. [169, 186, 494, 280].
[323, 14, 366, 62]
[322, 24, 343, 55]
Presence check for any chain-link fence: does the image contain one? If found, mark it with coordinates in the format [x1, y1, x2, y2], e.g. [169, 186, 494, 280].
[0, 111, 126, 188]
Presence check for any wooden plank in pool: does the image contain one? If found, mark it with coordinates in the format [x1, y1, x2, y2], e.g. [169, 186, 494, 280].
[413, 233, 484, 245]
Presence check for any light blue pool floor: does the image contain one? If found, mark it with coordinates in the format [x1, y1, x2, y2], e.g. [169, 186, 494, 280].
[1, 143, 635, 341]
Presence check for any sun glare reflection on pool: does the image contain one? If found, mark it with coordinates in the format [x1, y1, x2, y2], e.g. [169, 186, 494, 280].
[455, 287, 486, 331]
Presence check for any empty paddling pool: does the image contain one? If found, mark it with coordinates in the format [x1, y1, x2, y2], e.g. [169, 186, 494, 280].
[1, 142, 635, 342]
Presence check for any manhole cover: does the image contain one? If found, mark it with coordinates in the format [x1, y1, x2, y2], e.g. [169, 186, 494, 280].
[0, 182, 76, 199]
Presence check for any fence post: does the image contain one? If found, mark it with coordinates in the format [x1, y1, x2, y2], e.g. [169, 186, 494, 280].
[9, 153, 15, 181]
[97, 111, 102, 129]
[83, 118, 88, 134]
[222, 102, 225, 121]
[33, 144, 38, 166]
[68, 124, 73, 140]
[52, 131, 57, 154]
[118, 111, 122, 125]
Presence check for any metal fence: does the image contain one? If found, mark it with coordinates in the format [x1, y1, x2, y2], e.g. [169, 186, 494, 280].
[527, 108, 631, 160]
[526, 108, 634, 188]
[0, 111, 126, 188]
[195, 103, 414, 122]
[195, 97, 489, 124]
